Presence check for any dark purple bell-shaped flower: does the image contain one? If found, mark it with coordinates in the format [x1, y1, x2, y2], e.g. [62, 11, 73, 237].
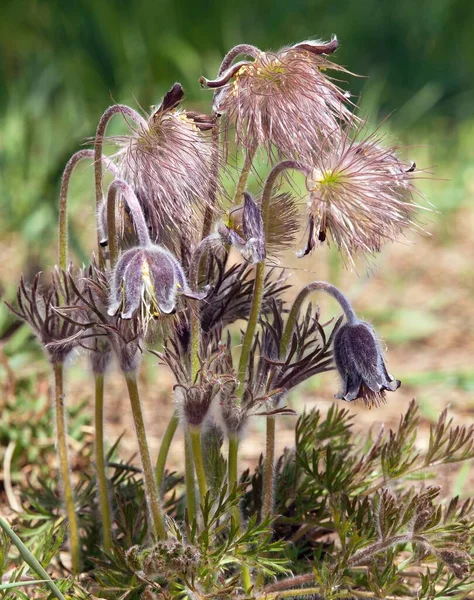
[334, 320, 400, 407]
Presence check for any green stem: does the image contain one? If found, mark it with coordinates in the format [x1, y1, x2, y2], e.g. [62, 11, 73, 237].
[236, 160, 305, 391]
[124, 372, 166, 540]
[256, 586, 323, 599]
[52, 363, 80, 574]
[190, 426, 208, 503]
[0, 518, 66, 600]
[155, 410, 180, 493]
[94, 373, 112, 551]
[232, 145, 257, 206]
[236, 260, 265, 388]
[228, 435, 239, 491]
[94, 104, 146, 267]
[256, 414, 276, 590]
[228, 436, 252, 592]
[185, 432, 197, 523]
[261, 415, 276, 517]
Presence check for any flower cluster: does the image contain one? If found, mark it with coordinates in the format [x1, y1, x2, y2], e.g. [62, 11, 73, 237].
[6, 32, 425, 588]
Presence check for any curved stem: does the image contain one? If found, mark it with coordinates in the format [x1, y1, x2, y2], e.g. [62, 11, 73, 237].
[218, 44, 261, 76]
[190, 426, 208, 503]
[58, 150, 117, 270]
[94, 373, 112, 551]
[280, 281, 357, 358]
[52, 363, 80, 574]
[94, 104, 147, 266]
[124, 372, 166, 540]
[106, 179, 151, 269]
[237, 160, 307, 391]
[155, 410, 180, 493]
[185, 432, 197, 523]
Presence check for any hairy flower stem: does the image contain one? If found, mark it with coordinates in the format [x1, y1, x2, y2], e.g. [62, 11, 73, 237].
[262, 415, 276, 515]
[227, 436, 252, 592]
[52, 363, 80, 574]
[155, 410, 180, 492]
[256, 587, 323, 599]
[201, 122, 220, 240]
[232, 145, 257, 206]
[94, 105, 147, 266]
[58, 150, 118, 271]
[94, 373, 112, 551]
[124, 372, 166, 540]
[280, 281, 357, 357]
[106, 178, 151, 269]
[190, 426, 208, 502]
[185, 433, 197, 523]
[217, 44, 261, 75]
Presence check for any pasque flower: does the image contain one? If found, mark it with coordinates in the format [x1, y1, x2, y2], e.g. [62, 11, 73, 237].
[200, 38, 355, 158]
[108, 245, 205, 325]
[334, 320, 400, 407]
[111, 83, 216, 249]
[299, 126, 417, 261]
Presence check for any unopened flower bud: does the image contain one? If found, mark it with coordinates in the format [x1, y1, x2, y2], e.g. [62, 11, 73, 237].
[218, 192, 265, 264]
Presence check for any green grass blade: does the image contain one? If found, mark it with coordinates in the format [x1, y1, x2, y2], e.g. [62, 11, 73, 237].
[0, 517, 66, 600]
[0, 580, 49, 590]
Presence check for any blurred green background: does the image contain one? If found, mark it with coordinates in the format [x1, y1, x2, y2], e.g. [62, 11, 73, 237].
[1, 0, 473, 432]
[1, 0, 473, 256]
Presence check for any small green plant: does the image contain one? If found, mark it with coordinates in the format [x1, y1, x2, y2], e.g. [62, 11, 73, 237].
[3, 34, 474, 599]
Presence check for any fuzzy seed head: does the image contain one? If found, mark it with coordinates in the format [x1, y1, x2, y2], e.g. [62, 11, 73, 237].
[300, 128, 418, 261]
[111, 84, 217, 250]
[202, 38, 355, 159]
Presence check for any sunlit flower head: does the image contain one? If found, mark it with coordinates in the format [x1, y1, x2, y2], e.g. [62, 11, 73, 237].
[299, 127, 418, 262]
[200, 38, 355, 158]
[111, 83, 216, 249]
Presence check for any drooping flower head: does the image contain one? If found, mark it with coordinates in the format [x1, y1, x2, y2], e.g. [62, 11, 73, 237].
[334, 320, 400, 407]
[200, 38, 355, 158]
[108, 245, 206, 330]
[111, 83, 216, 250]
[299, 126, 418, 262]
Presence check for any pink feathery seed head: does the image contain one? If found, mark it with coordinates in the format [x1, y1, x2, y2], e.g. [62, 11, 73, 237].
[298, 126, 419, 262]
[200, 37, 358, 159]
[110, 83, 219, 250]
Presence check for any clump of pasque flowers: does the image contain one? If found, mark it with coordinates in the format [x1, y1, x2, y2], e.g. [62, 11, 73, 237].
[5, 31, 426, 592]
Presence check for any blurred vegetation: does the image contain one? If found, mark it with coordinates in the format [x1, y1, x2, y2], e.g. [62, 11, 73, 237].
[1, 0, 473, 252]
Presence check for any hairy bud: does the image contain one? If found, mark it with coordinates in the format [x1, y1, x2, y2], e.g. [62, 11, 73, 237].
[334, 320, 400, 407]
